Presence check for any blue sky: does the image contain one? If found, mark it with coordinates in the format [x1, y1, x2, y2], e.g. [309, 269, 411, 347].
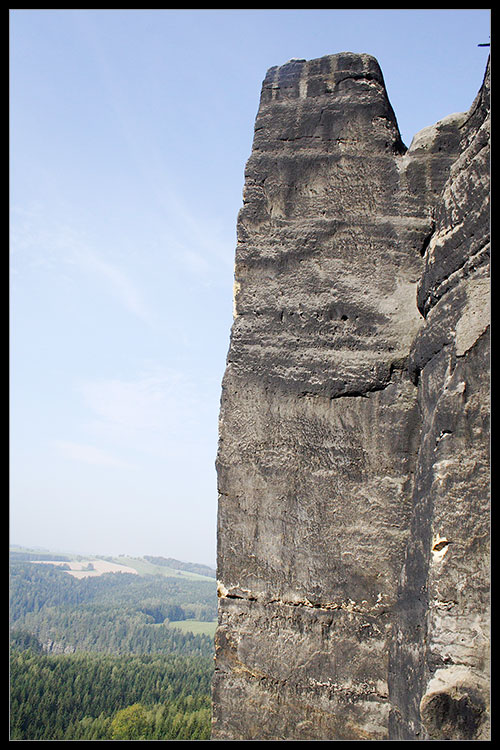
[10, 9, 490, 566]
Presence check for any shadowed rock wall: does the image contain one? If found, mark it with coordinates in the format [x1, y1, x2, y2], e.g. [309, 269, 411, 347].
[213, 53, 490, 741]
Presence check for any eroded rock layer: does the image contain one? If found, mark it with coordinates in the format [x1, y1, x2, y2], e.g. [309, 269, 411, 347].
[213, 53, 490, 741]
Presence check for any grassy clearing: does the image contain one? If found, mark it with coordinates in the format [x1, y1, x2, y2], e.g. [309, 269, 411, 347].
[111, 557, 214, 581]
[168, 620, 217, 637]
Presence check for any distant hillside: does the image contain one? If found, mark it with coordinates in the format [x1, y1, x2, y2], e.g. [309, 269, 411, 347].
[9, 547, 216, 581]
[143, 556, 216, 579]
[10, 560, 217, 656]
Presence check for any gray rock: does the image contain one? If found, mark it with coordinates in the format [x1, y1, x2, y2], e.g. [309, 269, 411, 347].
[390, 58, 490, 741]
[213, 53, 490, 741]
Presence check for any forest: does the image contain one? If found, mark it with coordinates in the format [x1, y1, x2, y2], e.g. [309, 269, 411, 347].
[9, 554, 217, 740]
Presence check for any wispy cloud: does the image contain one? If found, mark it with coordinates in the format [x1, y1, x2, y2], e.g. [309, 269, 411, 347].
[67, 12, 234, 286]
[72, 247, 155, 326]
[74, 366, 208, 461]
[79, 373, 174, 435]
[54, 439, 132, 468]
[10, 203, 156, 326]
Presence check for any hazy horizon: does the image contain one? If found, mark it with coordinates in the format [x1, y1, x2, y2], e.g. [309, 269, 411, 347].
[9, 541, 217, 569]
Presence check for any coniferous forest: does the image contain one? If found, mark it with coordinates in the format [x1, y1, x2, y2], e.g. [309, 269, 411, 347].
[9, 552, 217, 740]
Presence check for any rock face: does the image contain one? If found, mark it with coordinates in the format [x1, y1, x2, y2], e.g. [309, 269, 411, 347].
[213, 53, 490, 741]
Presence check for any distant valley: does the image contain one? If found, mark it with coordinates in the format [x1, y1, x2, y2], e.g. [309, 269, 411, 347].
[9, 544, 217, 739]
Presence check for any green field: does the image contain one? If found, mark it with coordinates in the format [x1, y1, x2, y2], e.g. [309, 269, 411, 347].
[168, 620, 217, 637]
[111, 556, 215, 581]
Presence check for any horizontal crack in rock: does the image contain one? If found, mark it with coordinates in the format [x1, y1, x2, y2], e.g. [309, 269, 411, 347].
[218, 587, 388, 615]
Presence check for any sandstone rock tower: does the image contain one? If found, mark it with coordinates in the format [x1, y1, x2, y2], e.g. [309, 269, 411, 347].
[213, 53, 490, 741]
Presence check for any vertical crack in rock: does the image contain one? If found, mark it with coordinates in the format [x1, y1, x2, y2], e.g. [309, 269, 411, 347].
[213, 53, 490, 741]
[389, 58, 490, 742]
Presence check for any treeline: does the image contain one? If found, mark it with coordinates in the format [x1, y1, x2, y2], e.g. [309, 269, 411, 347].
[10, 562, 216, 657]
[10, 562, 217, 620]
[10, 550, 72, 562]
[10, 645, 212, 740]
[13, 608, 213, 657]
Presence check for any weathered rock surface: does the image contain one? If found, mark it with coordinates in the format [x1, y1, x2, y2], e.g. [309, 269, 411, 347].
[390, 59, 490, 741]
[213, 53, 490, 741]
